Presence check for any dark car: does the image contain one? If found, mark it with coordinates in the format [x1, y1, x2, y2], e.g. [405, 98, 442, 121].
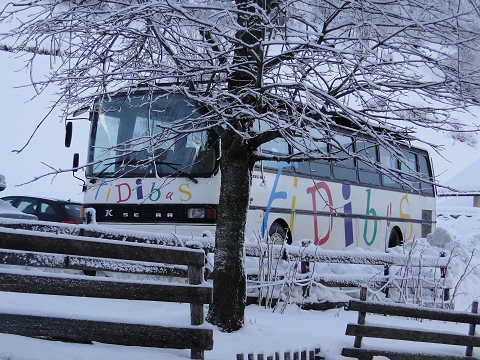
[1, 196, 83, 224]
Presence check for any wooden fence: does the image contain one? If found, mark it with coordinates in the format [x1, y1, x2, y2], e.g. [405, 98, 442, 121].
[0, 214, 452, 308]
[0, 223, 213, 359]
[342, 287, 480, 359]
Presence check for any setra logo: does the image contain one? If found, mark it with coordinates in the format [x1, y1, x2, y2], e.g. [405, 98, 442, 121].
[103, 209, 174, 218]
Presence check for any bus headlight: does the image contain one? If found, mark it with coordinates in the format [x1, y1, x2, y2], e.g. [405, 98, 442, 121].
[187, 208, 216, 219]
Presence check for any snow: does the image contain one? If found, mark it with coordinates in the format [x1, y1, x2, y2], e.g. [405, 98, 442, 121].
[0, 210, 478, 359]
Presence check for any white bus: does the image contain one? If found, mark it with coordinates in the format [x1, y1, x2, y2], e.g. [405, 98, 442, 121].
[83, 90, 436, 251]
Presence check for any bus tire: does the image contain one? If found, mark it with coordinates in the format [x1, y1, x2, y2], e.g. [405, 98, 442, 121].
[269, 222, 288, 245]
[388, 228, 403, 248]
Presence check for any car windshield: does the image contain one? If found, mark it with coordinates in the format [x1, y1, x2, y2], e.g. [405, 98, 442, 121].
[86, 92, 217, 178]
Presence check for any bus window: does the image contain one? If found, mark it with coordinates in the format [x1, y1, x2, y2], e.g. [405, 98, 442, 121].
[294, 129, 331, 178]
[261, 137, 290, 169]
[332, 134, 356, 181]
[87, 93, 216, 177]
[418, 153, 434, 195]
[400, 150, 420, 191]
[91, 113, 121, 174]
[356, 140, 381, 185]
[379, 146, 401, 188]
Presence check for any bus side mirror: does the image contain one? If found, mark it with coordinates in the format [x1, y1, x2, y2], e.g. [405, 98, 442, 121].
[72, 153, 79, 172]
[65, 121, 73, 148]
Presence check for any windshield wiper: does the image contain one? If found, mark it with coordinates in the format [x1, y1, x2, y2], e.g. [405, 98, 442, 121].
[92, 159, 198, 184]
[154, 160, 198, 184]
[92, 160, 126, 178]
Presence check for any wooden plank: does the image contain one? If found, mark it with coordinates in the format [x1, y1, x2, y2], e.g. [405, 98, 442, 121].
[0, 220, 216, 252]
[0, 248, 67, 268]
[0, 249, 188, 277]
[347, 300, 480, 324]
[0, 227, 204, 266]
[0, 221, 81, 236]
[341, 347, 477, 360]
[67, 256, 188, 277]
[0, 312, 213, 350]
[346, 323, 480, 347]
[0, 271, 212, 304]
[244, 243, 449, 267]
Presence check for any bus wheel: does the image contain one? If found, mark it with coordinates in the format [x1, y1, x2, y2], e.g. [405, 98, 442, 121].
[388, 228, 403, 248]
[268, 222, 288, 245]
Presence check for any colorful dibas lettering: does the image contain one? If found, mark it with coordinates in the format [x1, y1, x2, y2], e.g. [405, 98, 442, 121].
[363, 189, 377, 246]
[343, 182, 354, 247]
[149, 182, 161, 201]
[135, 179, 143, 199]
[306, 182, 333, 246]
[400, 193, 413, 240]
[93, 178, 195, 204]
[260, 162, 297, 238]
[116, 183, 131, 203]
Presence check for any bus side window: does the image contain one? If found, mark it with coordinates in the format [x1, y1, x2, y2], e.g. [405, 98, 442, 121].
[417, 154, 434, 195]
[294, 129, 331, 178]
[400, 150, 420, 191]
[356, 140, 381, 185]
[379, 146, 401, 188]
[91, 114, 121, 173]
[261, 137, 291, 170]
[331, 134, 356, 181]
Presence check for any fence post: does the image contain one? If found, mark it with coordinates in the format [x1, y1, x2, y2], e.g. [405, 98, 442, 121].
[354, 286, 368, 348]
[301, 240, 311, 298]
[440, 252, 450, 301]
[383, 265, 390, 298]
[466, 300, 479, 356]
[84, 208, 96, 225]
[301, 349, 307, 359]
[189, 252, 205, 360]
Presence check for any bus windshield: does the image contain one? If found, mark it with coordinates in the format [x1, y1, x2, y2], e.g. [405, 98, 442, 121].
[86, 92, 217, 178]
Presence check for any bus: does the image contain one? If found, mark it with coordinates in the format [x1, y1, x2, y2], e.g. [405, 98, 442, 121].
[82, 90, 436, 251]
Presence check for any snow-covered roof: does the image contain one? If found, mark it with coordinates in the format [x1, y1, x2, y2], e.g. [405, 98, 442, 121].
[438, 158, 480, 196]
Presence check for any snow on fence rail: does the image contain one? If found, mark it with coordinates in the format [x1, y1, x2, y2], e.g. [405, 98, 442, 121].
[0, 215, 452, 307]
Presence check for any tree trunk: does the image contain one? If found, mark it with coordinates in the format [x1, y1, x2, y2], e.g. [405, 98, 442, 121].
[206, 134, 254, 332]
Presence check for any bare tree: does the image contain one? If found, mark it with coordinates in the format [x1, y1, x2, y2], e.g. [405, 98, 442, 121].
[2, 0, 480, 331]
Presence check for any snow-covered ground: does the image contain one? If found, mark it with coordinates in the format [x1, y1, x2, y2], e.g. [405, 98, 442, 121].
[0, 205, 480, 360]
